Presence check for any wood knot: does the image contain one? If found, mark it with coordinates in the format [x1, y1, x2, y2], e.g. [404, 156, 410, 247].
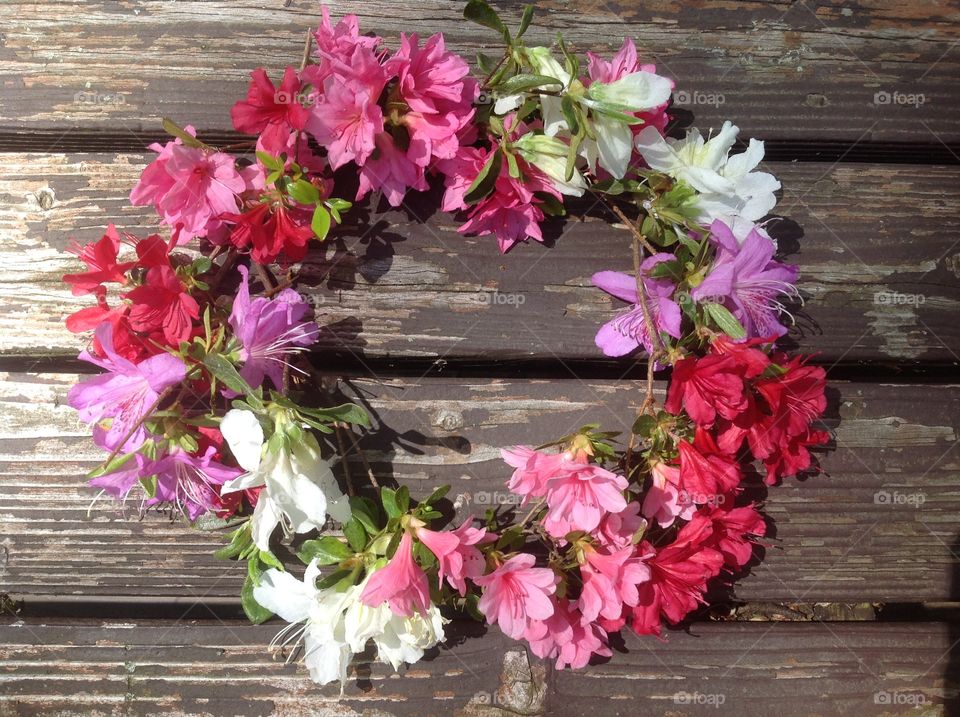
[35, 187, 55, 210]
[433, 409, 463, 431]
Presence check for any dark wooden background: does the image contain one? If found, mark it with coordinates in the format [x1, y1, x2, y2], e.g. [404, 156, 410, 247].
[1, 1, 959, 715]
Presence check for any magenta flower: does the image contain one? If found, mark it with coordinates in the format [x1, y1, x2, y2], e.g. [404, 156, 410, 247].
[592, 253, 683, 357]
[150, 446, 242, 521]
[360, 532, 431, 617]
[228, 265, 319, 391]
[307, 81, 384, 169]
[474, 553, 558, 640]
[541, 461, 628, 538]
[68, 323, 186, 452]
[356, 132, 427, 207]
[130, 130, 246, 240]
[692, 219, 800, 339]
[417, 518, 494, 597]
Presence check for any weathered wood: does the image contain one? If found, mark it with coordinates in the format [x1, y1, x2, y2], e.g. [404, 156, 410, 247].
[2, 372, 958, 602]
[1, 618, 956, 716]
[0, 1, 958, 147]
[2, 154, 959, 365]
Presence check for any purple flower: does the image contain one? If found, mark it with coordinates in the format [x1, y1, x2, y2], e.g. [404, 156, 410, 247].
[691, 219, 799, 339]
[150, 446, 242, 521]
[592, 253, 682, 357]
[67, 323, 186, 452]
[229, 265, 319, 390]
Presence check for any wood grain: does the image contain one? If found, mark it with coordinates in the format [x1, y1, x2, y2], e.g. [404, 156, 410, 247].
[1, 618, 957, 716]
[2, 154, 959, 365]
[2, 372, 958, 603]
[0, 1, 957, 147]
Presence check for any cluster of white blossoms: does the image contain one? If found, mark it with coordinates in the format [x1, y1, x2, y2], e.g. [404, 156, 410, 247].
[253, 560, 447, 691]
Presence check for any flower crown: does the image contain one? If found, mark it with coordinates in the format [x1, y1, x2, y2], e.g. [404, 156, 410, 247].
[62, 1, 827, 691]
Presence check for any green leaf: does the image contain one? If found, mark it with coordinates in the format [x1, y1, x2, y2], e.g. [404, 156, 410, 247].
[632, 414, 657, 437]
[202, 354, 262, 410]
[476, 51, 497, 75]
[258, 549, 284, 571]
[316, 568, 351, 589]
[344, 517, 367, 552]
[423, 485, 451, 506]
[138, 474, 158, 498]
[215, 525, 253, 560]
[241, 574, 273, 624]
[381, 486, 401, 520]
[463, 0, 511, 44]
[516, 4, 535, 37]
[311, 204, 332, 241]
[288, 179, 320, 205]
[505, 151, 520, 179]
[300, 402, 370, 428]
[162, 118, 208, 148]
[463, 149, 503, 205]
[497, 73, 562, 95]
[560, 95, 581, 136]
[297, 536, 353, 566]
[255, 151, 284, 171]
[396, 485, 410, 513]
[86, 450, 135, 480]
[349, 496, 383, 534]
[704, 302, 747, 339]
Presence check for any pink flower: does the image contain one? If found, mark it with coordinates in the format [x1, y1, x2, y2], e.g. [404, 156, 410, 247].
[578, 544, 652, 624]
[386, 33, 477, 166]
[131, 133, 246, 240]
[417, 518, 493, 596]
[307, 80, 384, 169]
[438, 144, 561, 253]
[360, 532, 430, 617]
[308, 8, 381, 88]
[356, 132, 427, 206]
[641, 462, 696, 528]
[67, 323, 186, 452]
[526, 599, 612, 670]
[231, 66, 309, 136]
[474, 553, 558, 640]
[500, 446, 568, 503]
[593, 500, 645, 550]
[542, 461, 628, 538]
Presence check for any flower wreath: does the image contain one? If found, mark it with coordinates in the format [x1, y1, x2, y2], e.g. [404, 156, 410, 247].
[63, 1, 828, 690]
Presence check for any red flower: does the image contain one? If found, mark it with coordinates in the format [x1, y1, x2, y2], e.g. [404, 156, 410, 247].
[63, 225, 135, 296]
[222, 201, 314, 264]
[761, 427, 829, 484]
[755, 358, 827, 439]
[124, 264, 199, 346]
[231, 67, 309, 135]
[665, 353, 746, 427]
[677, 429, 742, 500]
[699, 500, 766, 569]
[629, 518, 724, 636]
[709, 335, 772, 379]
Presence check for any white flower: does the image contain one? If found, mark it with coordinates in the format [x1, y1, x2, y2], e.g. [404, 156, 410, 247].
[512, 132, 587, 196]
[634, 121, 781, 225]
[525, 46, 671, 180]
[221, 408, 351, 551]
[252, 565, 446, 692]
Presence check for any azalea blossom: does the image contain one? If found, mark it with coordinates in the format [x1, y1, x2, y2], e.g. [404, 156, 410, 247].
[228, 265, 319, 391]
[541, 460, 628, 537]
[220, 409, 350, 551]
[474, 553, 559, 640]
[417, 518, 493, 596]
[63, 224, 135, 296]
[692, 219, 800, 339]
[68, 323, 186, 452]
[360, 532, 431, 617]
[231, 66, 310, 136]
[526, 598, 612, 669]
[500, 445, 569, 503]
[592, 254, 683, 358]
[578, 544, 652, 623]
[634, 121, 780, 225]
[641, 462, 695, 528]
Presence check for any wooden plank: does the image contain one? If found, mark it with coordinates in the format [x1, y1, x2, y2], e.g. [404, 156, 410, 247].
[2, 372, 958, 603]
[1, 618, 957, 716]
[0, 1, 958, 147]
[2, 154, 959, 365]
